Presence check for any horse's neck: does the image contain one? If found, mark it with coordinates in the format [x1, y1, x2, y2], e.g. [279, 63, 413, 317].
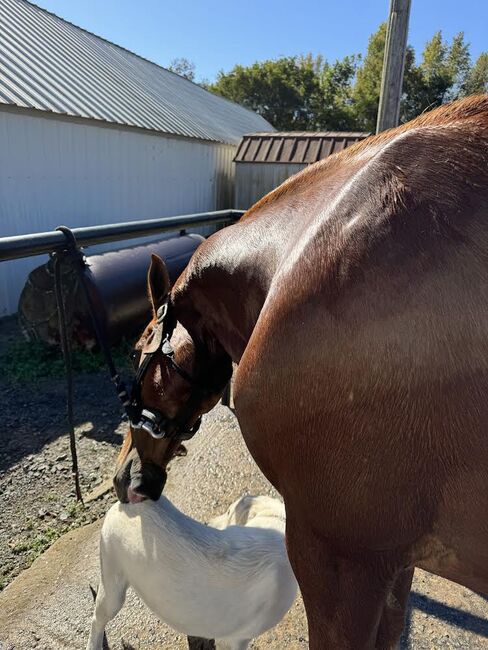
[174, 222, 281, 362]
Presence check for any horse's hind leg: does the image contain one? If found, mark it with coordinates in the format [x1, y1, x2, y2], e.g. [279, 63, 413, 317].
[286, 519, 399, 650]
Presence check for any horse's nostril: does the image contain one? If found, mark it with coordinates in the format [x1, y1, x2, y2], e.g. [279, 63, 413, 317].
[127, 486, 146, 504]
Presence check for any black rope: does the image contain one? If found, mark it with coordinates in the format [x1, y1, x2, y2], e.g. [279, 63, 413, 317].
[54, 227, 134, 420]
[52, 246, 83, 503]
[51, 224, 133, 502]
[52, 225, 205, 448]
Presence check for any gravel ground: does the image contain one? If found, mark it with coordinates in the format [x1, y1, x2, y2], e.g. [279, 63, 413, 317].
[0, 316, 127, 589]
[0, 406, 309, 650]
[1, 316, 488, 648]
[1, 404, 488, 648]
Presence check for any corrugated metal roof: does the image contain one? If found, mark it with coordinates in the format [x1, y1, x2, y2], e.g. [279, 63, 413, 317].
[234, 131, 370, 163]
[0, 0, 274, 145]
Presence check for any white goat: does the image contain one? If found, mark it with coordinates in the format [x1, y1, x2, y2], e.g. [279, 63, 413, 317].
[86, 495, 296, 650]
[210, 494, 286, 532]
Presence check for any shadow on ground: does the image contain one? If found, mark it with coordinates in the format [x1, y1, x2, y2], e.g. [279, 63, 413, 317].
[0, 372, 125, 474]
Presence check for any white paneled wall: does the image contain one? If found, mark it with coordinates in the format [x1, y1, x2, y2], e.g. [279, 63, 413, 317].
[0, 110, 235, 315]
[235, 162, 306, 211]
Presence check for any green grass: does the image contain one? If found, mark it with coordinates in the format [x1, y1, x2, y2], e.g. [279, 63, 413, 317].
[11, 526, 64, 559]
[3, 528, 69, 592]
[67, 501, 83, 518]
[1, 338, 133, 382]
[28, 527, 62, 556]
[1, 500, 103, 592]
[0, 562, 15, 591]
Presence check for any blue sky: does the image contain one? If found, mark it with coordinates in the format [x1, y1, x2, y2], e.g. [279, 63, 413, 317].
[32, 0, 487, 82]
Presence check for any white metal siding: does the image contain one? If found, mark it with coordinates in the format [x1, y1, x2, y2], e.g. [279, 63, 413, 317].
[0, 110, 235, 315]
[235, 162, 306, 210]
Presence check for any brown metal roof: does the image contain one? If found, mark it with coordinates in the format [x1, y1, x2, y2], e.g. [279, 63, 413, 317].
[234, 131, 371, 164]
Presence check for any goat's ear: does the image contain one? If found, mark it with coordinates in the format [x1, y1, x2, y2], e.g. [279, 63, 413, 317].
[147, 254, 170, 315]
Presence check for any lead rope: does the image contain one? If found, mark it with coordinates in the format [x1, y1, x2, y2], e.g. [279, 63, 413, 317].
[54, 227, 134, 417]
[52, 246, 83, 503]
[51, 226, 137, 502]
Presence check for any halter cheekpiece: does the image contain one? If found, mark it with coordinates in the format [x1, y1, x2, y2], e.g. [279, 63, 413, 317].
[127, 300, 207, 441]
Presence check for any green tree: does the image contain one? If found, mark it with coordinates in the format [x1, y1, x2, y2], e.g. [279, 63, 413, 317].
[461, 52, 488, 95]
[209, 56, 323, 130]
[319, 56, 359, 130]
[399, 45, 426, 122]
[401, 31, 472, 119]
[206, 26, 482, 132]
[351, 23, 386, 131]
[168, 58, 196, 81]
[446, 32, 471, 97]
[209, 54, 360, 131]
[351, 28, 474, 129]
[418, 31, 470, 105]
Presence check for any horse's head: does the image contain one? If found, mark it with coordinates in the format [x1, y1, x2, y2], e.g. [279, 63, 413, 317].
[114, 254, 232, 503]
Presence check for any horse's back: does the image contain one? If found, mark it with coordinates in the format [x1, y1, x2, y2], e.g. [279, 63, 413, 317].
[234, 97, 488, 562]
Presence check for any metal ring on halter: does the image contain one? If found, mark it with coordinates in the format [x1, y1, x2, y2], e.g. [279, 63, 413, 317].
[134, 409, 167, 439]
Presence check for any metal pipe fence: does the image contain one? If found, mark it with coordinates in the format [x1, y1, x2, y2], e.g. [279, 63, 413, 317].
[1, 209, 241, 410]
[0, 209, 244, 262]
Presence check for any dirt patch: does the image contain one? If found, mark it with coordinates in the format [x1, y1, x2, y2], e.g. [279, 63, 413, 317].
[0, 315, 128, 590]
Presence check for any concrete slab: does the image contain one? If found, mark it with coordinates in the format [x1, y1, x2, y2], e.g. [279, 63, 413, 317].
[1, 406, 487, 648]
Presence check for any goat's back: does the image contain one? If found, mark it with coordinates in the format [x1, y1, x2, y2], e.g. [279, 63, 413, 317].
[100, 499, 296, 641]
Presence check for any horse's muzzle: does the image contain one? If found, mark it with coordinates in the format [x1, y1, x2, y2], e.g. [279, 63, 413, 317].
[113, 447, 167, 503]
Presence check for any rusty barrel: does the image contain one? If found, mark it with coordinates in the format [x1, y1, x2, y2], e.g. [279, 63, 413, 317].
[18, 234, 203, 347]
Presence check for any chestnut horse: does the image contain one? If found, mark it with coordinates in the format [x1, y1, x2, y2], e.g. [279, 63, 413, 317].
[114, 96, 488, 649]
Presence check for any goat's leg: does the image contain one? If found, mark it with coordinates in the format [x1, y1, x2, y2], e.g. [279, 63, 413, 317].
[86, 557, 127, 650]
[376, 567, 414, 649]
[216, 640, 250, 650]
[187, 637, 216, 649]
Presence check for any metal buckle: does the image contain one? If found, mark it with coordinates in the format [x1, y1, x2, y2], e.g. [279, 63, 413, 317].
[156, 302, 168, 324]
[162, 337, 174, 356]
[135, 409, 169, 440]
[132, 410, 202, 442]
[140, 420, 165, 439]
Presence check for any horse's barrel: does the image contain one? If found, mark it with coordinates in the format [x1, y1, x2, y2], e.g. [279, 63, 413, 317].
[18, 234, 203, 347]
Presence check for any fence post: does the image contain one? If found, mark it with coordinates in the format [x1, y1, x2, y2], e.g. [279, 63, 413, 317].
[376, 0, 412, 133]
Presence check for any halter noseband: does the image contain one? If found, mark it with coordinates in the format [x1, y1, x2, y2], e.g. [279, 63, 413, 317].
[128, 300, 207, 441]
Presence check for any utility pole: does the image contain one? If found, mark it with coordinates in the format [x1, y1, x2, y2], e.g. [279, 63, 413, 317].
[376, 0, 412, 133]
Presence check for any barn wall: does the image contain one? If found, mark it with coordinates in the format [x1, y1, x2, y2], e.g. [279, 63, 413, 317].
[0, 110, 235, 316]
[235, 162, 307, 210]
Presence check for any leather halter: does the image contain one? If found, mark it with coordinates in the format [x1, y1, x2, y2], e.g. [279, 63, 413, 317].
[49, 225, 205, 448]
[128, 300, 207, 440]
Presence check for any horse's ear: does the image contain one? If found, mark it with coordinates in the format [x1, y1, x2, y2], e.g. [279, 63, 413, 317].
[147, 254, 170, 315]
